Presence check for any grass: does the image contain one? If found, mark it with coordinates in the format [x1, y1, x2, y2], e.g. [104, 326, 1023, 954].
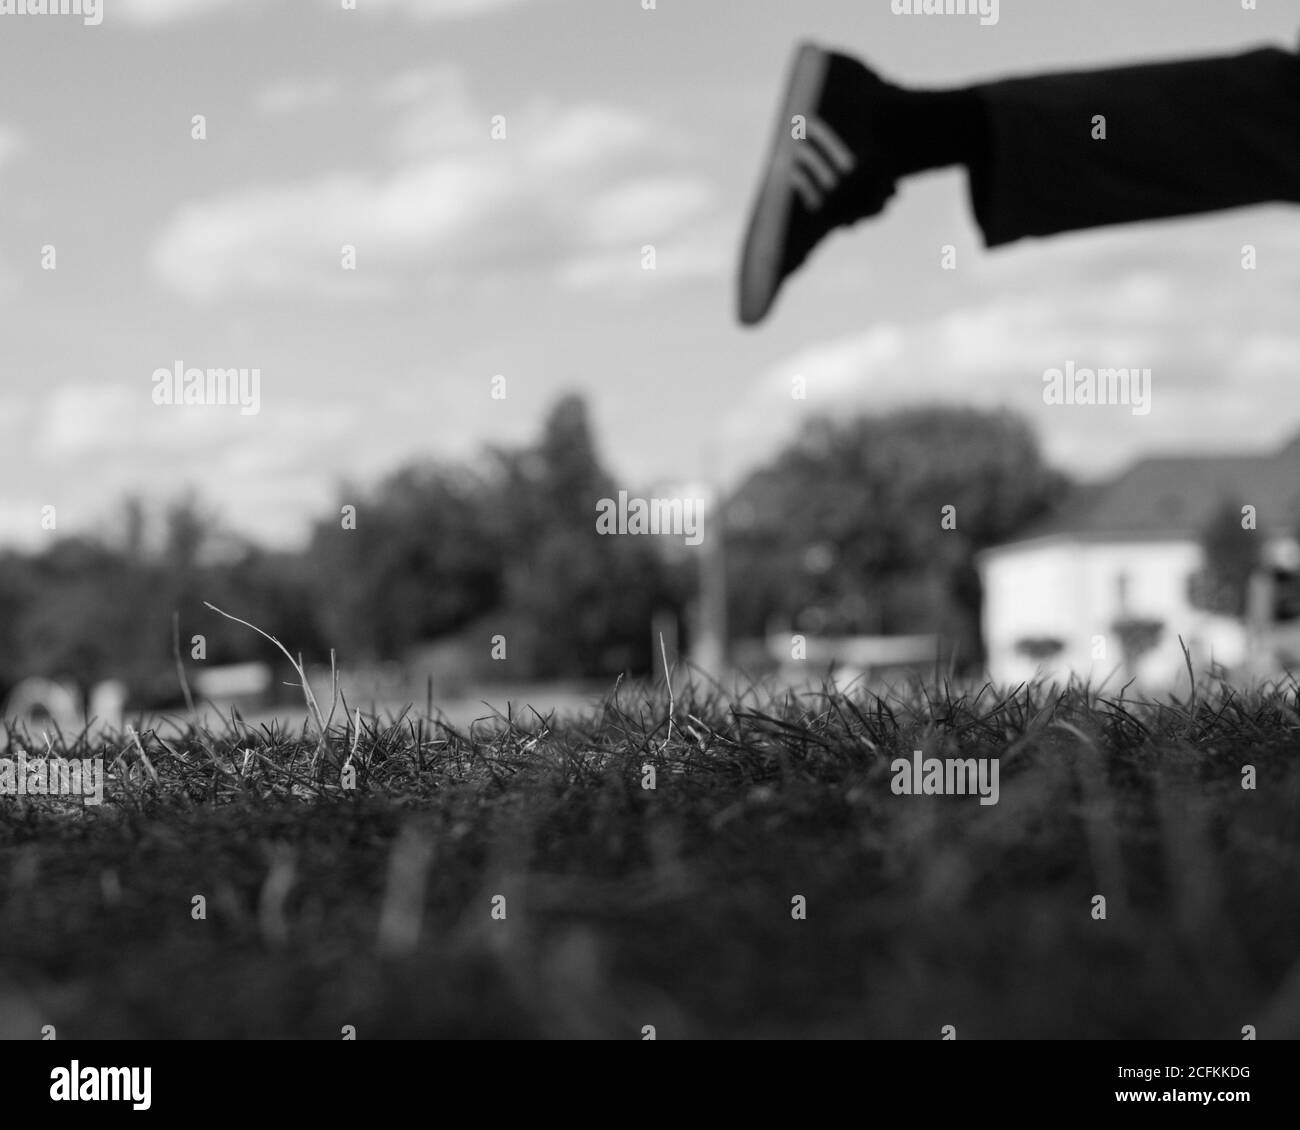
[1, 668, 1298, 1039]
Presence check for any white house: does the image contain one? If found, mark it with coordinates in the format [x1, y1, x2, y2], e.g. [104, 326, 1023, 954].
[977, 434, 1300, 690]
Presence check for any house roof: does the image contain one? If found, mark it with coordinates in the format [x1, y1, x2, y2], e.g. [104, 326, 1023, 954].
[989, 433, 1300, 553]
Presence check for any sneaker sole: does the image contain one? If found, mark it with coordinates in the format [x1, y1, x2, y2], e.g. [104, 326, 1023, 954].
[737, 42, 831, 327]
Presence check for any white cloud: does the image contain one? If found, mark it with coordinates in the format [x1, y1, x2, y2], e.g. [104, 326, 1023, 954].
[252, 76, 344, 117]
[582, 176, 716, 245]
[37, 381, 352, 459]
[374, 64, 467, 110]
[151, 162, 510, 300]
[117, 0, 536, 25]
[0, 126, 22, 170]
[360, 0, 535, 18]
[151, 94, 721, 302]
[116, 0, 234, 23]
[557, 213, 732, 294]
[14, 369, 526, 550]
[19, 379, 359, 548]
[526, 104, 655, 173]
[722, 265, 1300, 485]
[0, 130, 18, 293]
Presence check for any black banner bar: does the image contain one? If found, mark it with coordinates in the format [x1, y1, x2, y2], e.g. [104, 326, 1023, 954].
[4, 1038, 1290, 1118]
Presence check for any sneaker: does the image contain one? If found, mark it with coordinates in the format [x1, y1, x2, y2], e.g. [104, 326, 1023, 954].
[737, 43, 898, 326]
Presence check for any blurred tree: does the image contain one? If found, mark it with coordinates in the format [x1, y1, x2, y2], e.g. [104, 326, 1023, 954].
[492, 393, 674, 677]
[1189, 498, 1258, 617]
[0, 495, 325, 707]
[725, 406, 1068, 666]
[308, 392, 675, 678]
[0, 394, 684, 701]
[309, 462, 503, 660]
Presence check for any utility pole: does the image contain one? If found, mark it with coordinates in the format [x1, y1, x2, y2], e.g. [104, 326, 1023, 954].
[690, 478, 728, 677]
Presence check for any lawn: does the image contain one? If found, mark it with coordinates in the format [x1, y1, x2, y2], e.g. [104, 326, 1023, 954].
[1, 670, 1298, 1039]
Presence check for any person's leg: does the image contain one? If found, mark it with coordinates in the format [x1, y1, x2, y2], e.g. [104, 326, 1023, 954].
[739, 41, 1300, 326]
[737, 43, 995, 325]
[737, 44, 901, 326]
[875, 87, 990, 179]
[970, 46, 1300, 246]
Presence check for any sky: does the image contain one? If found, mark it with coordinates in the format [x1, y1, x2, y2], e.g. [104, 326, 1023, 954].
[1, 0, 1298, 549]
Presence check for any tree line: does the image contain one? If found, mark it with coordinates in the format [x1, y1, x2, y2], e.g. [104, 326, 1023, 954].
[0, 396, 1077, 706]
